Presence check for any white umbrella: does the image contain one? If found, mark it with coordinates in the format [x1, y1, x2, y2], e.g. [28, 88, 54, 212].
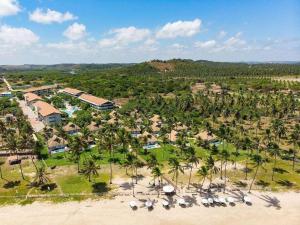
[178, 198, 187, 206]
[243, 196, 252, 203]
[162, 200, 169, 207]
[129, 201, 137, 208]
[145, 200, 153, 208]
[208, 198, 214, 204]
[163, 185, 175, 193]
[201, 198, 209, 205]
[219, 197, 226, 204]
[213, 197, 220, 203]
[226, 197, 235, 204]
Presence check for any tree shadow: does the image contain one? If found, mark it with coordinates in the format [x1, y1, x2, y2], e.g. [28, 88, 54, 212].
[182, 194, 199, 207]
[259, 194, 281, 210]
[255, 180, 270, 188]
[41, 183, 57, 191]
[3, 180, 21, 189]
[276, 179, 294, 187]
[92, 182, 110, 194]
[273, 168, 288, 174]
[234, 181, 247, 188]
[119, 182, 133, 191]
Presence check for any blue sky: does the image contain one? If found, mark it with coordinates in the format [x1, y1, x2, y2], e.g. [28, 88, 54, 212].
[0, 0, 299, 64]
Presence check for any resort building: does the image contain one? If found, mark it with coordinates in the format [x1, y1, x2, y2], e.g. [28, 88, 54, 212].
[33, 101, 61, 125]
[23, 85, 57, 96]
[195, 130, 217, 143]
[47, 135, 67, 153]
[63, 122, 80, 135]
[24, 92, 42, 107]
[78, 93, 115, 110]
[87, 121, 102, 132]
[61, 87, 84, 97]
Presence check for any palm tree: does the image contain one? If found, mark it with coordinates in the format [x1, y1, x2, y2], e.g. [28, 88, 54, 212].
[151, 166, 162, 197]
[268, 142, 280, 181]
[205, 155, 219, 190]
[185, 147, 199, 189]
[69, 136, 84, 172]
[290, 125, 300, 170]
[197, 165, 208, 191]
[168, 157, 184, 190]
[248, 154, 265, 193]
[98, 124, 117, 184]
[82, 158, 99, 182]
[33, 164, 50, 186]
[221, 149, 230, 193]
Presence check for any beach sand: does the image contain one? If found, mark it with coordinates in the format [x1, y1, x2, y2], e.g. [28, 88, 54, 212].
[0, 191, 299, 225]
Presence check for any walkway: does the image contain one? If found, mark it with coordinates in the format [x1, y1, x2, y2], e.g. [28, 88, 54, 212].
[2, 77, 13, 91]
[18, 100, 45, 132]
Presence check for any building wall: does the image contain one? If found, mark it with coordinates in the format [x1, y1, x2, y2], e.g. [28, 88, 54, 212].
[40, 113, 61, 125]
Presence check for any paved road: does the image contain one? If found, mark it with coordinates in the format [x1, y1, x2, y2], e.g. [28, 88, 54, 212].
[18, 100, 45, 132]
[2, 77, 13, 91]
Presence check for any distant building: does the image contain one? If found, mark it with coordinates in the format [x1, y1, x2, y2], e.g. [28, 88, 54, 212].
[23, 85, 57, 96]
[0, 91, 12, 98]
[79, 93, 115, 110]
[63, 122, 80, 135]
[33, 101, 61, 125]
[61, 87, 84, 97]
[47, 135, 67, 153]
[24, 92, 42, 106]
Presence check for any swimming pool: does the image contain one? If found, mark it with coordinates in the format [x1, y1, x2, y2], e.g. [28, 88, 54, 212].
[63, 106, 79, 117]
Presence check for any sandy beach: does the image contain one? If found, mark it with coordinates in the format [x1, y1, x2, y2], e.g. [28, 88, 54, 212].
[0, 191, 299, 225]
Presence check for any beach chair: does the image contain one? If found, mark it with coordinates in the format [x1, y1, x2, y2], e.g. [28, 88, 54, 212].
[145, 200, 153, 209]
[243, 196, 252, 204]
[162, 200, 169, 208]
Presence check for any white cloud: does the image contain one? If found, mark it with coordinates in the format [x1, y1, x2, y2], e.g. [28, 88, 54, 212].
[0, 25, 39, 46]
[224, 32, 246, 47]
[195, 40, 216, 49]
[218, 30, 227, 39]
[156, 18, 201, 39]
[0, 0, 20, 17]
[99, 26, 150, 48]
[29, 8, 77, 24]
[172, 43, 185, 49]
[63, 23, 86, 40]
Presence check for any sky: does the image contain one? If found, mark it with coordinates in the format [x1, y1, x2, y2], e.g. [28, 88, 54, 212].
[0, 0, 299, 64]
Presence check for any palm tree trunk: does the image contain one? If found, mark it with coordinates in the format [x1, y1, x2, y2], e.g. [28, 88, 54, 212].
[223, 160, 227, 193]
[292, 144, 296, 171]
[131, 166, 135, 197]
[188, 166, 192, 189]
[201, 177, 206, 190]
[249, 165, 259, 193]
[19, 163, 25, 180]
[272, 155, 277, 181]
[0, 166, 3, 179]
[220, 160, 223, 179]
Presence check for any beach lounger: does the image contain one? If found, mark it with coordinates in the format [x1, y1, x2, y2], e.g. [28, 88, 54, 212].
[213, 197, 220, 204]
[129, 201, 137, 209]
[226, 197, 235, 205]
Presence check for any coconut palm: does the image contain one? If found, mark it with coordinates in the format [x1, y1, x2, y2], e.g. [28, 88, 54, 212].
[268, 142, 280, 181]
[205, 155, 219, 189]
[185, 147, 199, 189]
[290, 125, 300, 170]
[221, 149, 230, 193]
[248, 154, 265, 193]
[168, 157, 184, 190]
[69, 136, 84, 172]
[151, 166, 162, 197]
[33, 164, 50, 186]
[197, 165, 208, 191]
[82, 158, 99, 182]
